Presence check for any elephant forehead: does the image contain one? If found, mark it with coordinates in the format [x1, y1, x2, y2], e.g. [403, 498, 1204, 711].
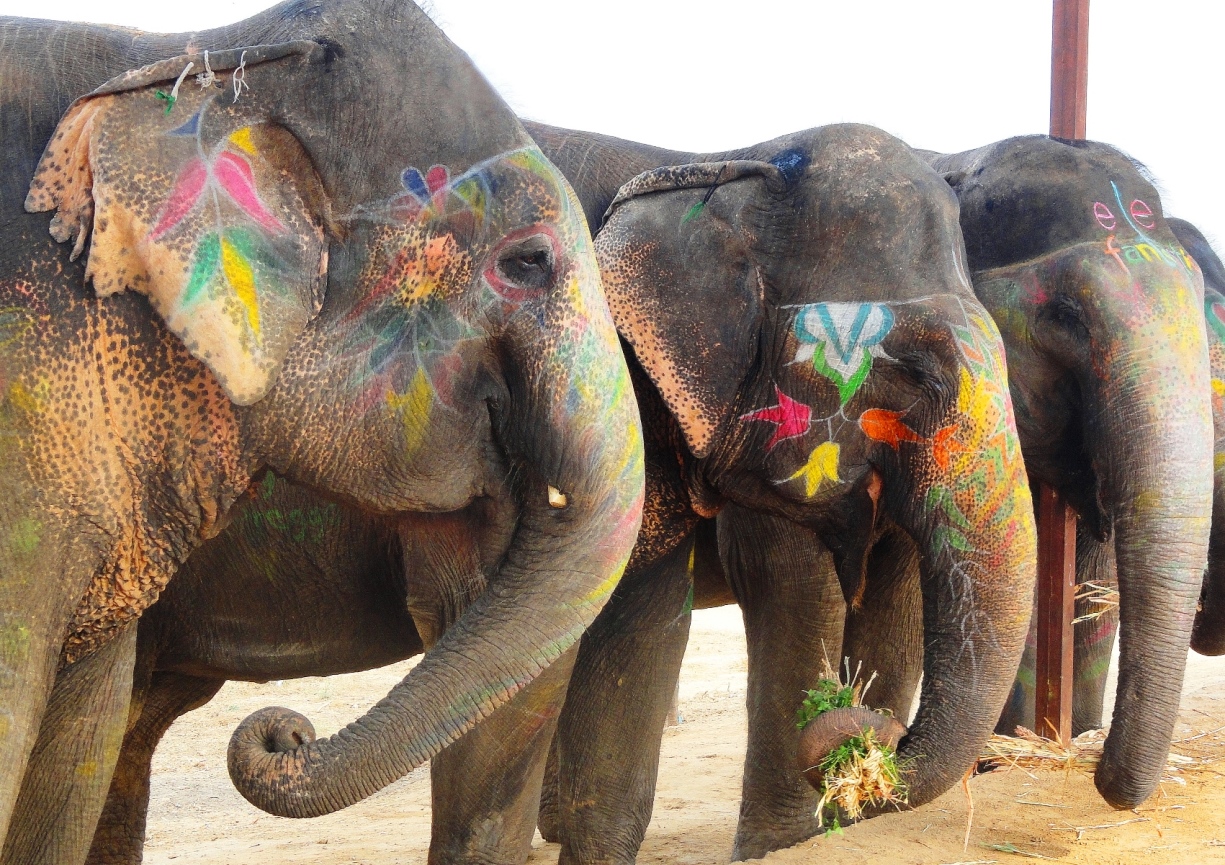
[346, 146, 584, 247]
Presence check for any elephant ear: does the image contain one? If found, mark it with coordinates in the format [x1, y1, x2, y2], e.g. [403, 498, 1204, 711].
[26, 43, 328, 405]
[597, 161, 786, 458]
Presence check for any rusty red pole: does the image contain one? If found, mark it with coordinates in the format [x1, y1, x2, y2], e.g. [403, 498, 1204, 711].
[1034, 484, 1076, 743]
[1034, 0, 1089, 747]
[1050, 0, 1090, 140]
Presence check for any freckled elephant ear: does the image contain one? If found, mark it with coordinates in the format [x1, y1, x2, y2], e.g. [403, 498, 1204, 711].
[596, 160, 788, 458]
[26, 43, 329, 405]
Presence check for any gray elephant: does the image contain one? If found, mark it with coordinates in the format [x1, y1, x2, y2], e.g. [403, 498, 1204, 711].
[826, 138, 1212, 813]
[525, 121, 1038, 863]
[933, 139, 1212, 810]
[1037, 217, 1225, 730]
[0, 1, 643, 862]
[83, 121, 1037, 865]
[1167, 219, 1225, 659]
[86, 474, 578, 865]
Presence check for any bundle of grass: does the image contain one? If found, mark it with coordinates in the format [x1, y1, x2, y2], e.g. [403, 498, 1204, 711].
[795, 659, 909, 830]
[978, 726, 1195, 783]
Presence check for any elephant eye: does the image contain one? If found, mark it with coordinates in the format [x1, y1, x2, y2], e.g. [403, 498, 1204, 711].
[491, 231, 558, 294]
[1042, 294, 1090, 339]
[890, 349, 946, 396]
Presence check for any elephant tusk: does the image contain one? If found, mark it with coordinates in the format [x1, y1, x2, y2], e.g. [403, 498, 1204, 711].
[548, 486, 568, 509]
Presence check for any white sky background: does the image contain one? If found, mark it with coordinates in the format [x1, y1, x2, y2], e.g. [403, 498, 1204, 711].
[2, 0, 1222, 248]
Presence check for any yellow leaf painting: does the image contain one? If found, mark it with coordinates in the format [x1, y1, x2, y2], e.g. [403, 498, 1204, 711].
[788, 441, 841, 498]
[220, 236, 260, 337]
[385, 367, 434, 457]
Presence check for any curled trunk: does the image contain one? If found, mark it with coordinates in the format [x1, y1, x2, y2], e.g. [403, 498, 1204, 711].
[796, 708, 907, 790]
[226, 284, 645, 817]
[883, 317, 1039, 807]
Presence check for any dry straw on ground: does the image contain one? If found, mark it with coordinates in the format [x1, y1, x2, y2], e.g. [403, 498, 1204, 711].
[977, 725, 1218, 785]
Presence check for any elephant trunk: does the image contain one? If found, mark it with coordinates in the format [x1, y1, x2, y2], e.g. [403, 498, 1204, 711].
[885, 315, 1038, 807]
[227, 286, 645, 818]
[1092, 345, 1212, 807]
[894, 488, 1036, 806]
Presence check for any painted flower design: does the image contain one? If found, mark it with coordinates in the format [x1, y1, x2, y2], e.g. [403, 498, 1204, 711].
[740, 385, 813, 450]
[787, 441, 841, 498]
[387, 163, 489, 229]
[793, 302, 894, 406]
[149, 115, 287, 339]
[858, 408, 922, 450]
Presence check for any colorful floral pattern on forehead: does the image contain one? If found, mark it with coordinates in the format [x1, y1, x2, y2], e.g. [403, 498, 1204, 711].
[743, 294, 1027, 531]
[333, 145, 596, 458]
[792, 302, 894, 406]
[348, 146, 567, 234]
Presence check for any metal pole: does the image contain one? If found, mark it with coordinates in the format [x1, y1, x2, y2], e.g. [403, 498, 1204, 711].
[1035, 0, 1089, 746]
[1034, 484, 1076, 743]
[1050, 0, 1090, 140]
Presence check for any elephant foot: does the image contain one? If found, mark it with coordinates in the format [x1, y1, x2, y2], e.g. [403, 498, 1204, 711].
[732, 822, 822, 863]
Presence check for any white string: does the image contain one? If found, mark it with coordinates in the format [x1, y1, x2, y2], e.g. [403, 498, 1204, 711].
[169, 62, 194, 103]
[195, 50, 218, 89]
[232, 51, 249, 103]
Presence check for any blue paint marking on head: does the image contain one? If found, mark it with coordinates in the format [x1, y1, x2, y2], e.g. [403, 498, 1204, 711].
[167, 110, 202, 137]
[401, 167, 429, 200]
[769, 149, 808, 187]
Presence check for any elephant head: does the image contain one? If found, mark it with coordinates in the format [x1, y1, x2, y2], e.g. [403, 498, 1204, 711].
[594, 124, 1037, 807]
[1166, 218, 1225, 656]
[23, 0, 643, 817]
[933, 138, 1213, 807]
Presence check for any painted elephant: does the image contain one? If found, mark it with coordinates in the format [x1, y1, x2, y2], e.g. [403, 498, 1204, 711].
[522, 122, 1038, 863]
[0, 1, 643, 861]
[79, 120, 1038, 865]
[85, 473, 580, 865]
[1167, 218, 1225, 657]
[861, 138, 1211, 811]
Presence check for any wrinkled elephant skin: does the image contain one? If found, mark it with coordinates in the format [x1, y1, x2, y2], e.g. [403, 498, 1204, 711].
[0, 2, 642, 861]
[524, 122, 1037, 863]
[926, 138, 1213, 809]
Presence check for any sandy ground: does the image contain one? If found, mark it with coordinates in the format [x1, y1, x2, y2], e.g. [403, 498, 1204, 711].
[142, 607, 1225, 864]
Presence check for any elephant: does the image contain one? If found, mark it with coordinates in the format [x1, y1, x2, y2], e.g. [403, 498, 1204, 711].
[521, 121, 1038, 863]
[82, 121, 1038, 865]
[85, 473, 580, 865]
[1166, 218, 1225, 657]
[0, 1, 643, 861]
[931, 139, 1213, 811]
[828, 138, 1212, 811]
[1042, 217, 1225, 717]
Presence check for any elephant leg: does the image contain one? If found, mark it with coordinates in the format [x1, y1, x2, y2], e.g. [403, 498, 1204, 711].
[996, 522, 1117, 737]
[552, 535, 693, 865]
[840, 525, 923, 720]
[429, 647, 576, 865]
[719, 506, 845, 862]
[536, 733, 561, 844]
[2, 624, 137, 865]
[1072, 525, 1118, 735]
[84, 672, 222, 865]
